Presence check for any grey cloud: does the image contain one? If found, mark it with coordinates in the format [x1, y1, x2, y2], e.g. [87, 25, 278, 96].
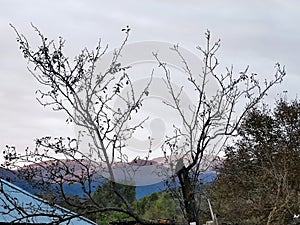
[0, 0, 300, 162]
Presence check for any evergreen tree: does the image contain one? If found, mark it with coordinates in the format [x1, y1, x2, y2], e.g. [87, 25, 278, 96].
[210, 99, 300, 225]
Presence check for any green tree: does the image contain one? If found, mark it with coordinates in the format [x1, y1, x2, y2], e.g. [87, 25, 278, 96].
[94, 211, 132, 225]
[86, 181, 136, 223]
[209, 99, 300, 225]
[133, 191, 178, 221]
[93, 181, 136, 208]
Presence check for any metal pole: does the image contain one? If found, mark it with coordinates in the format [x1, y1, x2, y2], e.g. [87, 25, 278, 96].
[207, 199, 218, 225]
[207, 199, 214, 221]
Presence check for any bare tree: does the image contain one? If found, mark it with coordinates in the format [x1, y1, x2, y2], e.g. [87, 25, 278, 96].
[2, 26, 285, 225]
[153, 30, 285, 225]
[3, 24, 156, 224]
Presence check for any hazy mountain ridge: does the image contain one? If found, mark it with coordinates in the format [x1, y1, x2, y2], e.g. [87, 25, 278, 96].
[0, 167, 43, 194]
[0, 156, 219, 199]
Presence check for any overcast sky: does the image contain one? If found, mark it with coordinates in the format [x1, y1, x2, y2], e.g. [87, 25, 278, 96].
[1, 0, 300, 164]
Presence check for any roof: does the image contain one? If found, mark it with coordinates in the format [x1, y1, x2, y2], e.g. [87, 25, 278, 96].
[0, 179, 96, 225]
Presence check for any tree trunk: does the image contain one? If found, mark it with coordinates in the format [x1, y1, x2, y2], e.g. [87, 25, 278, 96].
[177, 167, 199, 225]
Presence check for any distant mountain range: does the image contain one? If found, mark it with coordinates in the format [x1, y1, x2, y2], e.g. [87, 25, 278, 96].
[0, 156, 219, 199]
[0, 167, 44, 194]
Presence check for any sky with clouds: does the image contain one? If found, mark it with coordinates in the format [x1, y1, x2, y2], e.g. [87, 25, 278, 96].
[0, 0, 300, 163]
